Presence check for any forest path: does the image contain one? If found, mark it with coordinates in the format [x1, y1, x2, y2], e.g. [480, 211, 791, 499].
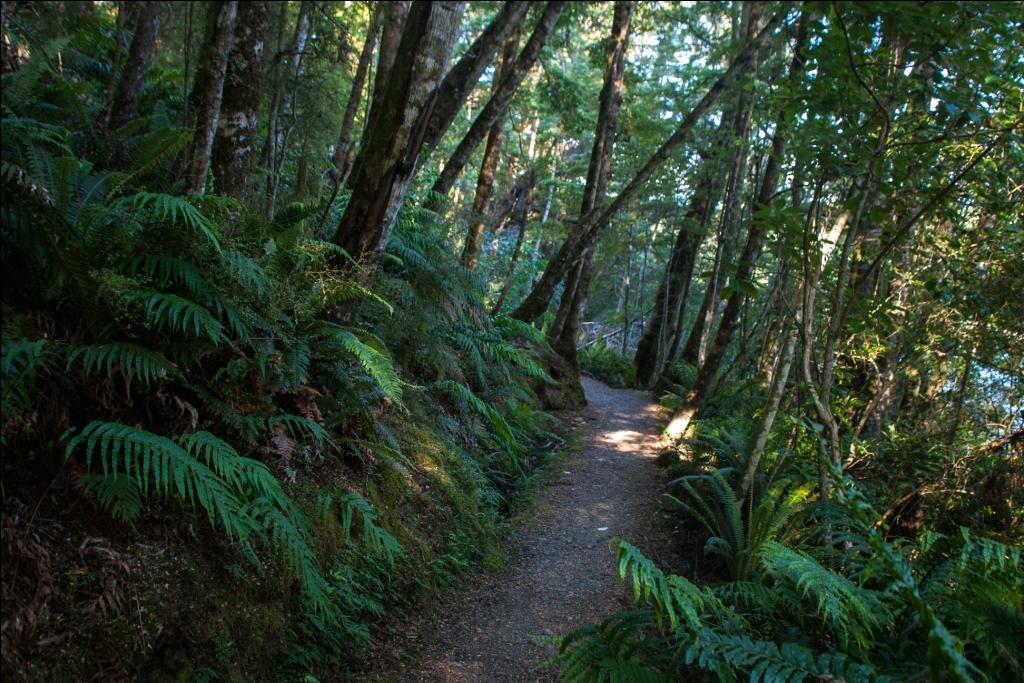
[370, 377, 676, 682]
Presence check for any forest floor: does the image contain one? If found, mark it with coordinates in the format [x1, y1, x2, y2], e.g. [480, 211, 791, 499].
[362, 377, 684, 682]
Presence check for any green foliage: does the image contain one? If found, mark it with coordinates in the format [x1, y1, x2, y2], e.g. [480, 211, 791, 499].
[667, 468, 810, 580]
[578, 341, 636, 388]
[559, 474, 1022, 682]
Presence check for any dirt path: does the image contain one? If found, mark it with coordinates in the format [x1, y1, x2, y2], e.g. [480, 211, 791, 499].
[369, 377, 676, 682]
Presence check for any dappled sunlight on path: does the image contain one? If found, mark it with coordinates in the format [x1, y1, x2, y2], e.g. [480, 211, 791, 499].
[371, 377, 673, 682]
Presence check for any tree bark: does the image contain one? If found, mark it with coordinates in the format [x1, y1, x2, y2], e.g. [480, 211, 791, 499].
[677, 3, 768, 368]
[510, 5, 787, 324]
[430, 1, 567, 201]
[211, 0, 266, 200]
[633, 165, 717, 387]
[424, 1, 532, 152]
[491, 168, 536, 315]
[461, 25, 521, 270]
[739, 304, 798, 498]
[548, 0, 635, 365]
[185, 1, 238, 194]
[369, 1, 410, 113]
[261, 0, 313, 215]
[107, 1, 163, 130]
[331, 1, 465, 264]
[330, 2, 383, 188]
[663, 10, 806, 444]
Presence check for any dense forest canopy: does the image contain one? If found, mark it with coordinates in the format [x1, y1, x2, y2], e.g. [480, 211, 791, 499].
[1, 1, 1021, 681]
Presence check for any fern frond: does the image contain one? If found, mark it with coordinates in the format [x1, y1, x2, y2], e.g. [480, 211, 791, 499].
[118, 192, 222, 253]
[69, 342, 177, 387]
[125, 290, 225, 341]
[760, 541, 883, 649]
[688, 631, 877, 683]
[317, 322, 404, 405]
[432, 380, 515, 450]
[65, 421, 257, 541]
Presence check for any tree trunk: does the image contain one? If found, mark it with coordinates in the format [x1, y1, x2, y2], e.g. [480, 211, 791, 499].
[331, 2, 465, 264]
[369, 1, 410, 113]
[1, 1, 23, 74]
[491, 168, 536, 315]
[678, 4, 767, 367]
[330, 3, 383, 188]
[548, 0, 635, 364]
[211, 0, 266, 200]
[430, 1, 567, 201]
[619, 230, 635, 354]
[678, 108, 752, 368]
[664, 10, 806, 444]
[185, 1, 238, 194]
[424, 1, 532, 151]
[261, 0, 314, 215]
[461, 25, 521, 270]
[739, 307, 799, 498]
[510, 5, 787, 324]
[633, 166, 717, 387]
[107, 1, 163, 130]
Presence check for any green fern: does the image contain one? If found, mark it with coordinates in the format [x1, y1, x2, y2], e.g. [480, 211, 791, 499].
[117, 191, 222, 253]
[126, 289, 226, 341]
[317, 321, 404, 405]
[64, 421, 333, 612]
[433, 380, 515, 451]
[69, 342, 178, 387]
[687, 631, 878, 683]
[759, 541, 884, 650]
[1, 337, 55, 411]
[667, 470, 809, 580]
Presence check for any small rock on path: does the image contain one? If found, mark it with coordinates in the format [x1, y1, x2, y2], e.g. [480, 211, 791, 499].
[369, 377, 676, 682]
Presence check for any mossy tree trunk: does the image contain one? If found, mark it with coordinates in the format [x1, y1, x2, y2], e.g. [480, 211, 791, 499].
[331, 2, 465, 264]
[211, 0, 266, 200]
[186, 1, 238, 195]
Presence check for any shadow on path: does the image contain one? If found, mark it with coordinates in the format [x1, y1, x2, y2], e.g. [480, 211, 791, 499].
[370, 377, 674, 682]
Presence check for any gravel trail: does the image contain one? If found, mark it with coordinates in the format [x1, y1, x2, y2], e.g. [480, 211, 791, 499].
[371, 377, 674, 682]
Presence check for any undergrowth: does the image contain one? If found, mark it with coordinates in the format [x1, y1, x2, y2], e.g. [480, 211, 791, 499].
[0, 43, 559, 680]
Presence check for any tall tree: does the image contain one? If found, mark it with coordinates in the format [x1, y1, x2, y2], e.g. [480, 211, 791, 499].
[185, 1, 238, 194]
[664, 12, 807, 444]
[548, 0, 636, 368]
[510, 5, 788, 324]
[331, 1, 465, 264]
[461, 25, 521, 270]
[330, 3, 383, 188]
[211, 0, 266, 199]
[491, 168, 537, 315]
[107, 1, 163, 130]
[633, 156, 719, 387]
[424, 1, 533, 152]
[429, 1, 567, 201]
[261, 0, 314, 215]
[369, 1, 410, 112]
